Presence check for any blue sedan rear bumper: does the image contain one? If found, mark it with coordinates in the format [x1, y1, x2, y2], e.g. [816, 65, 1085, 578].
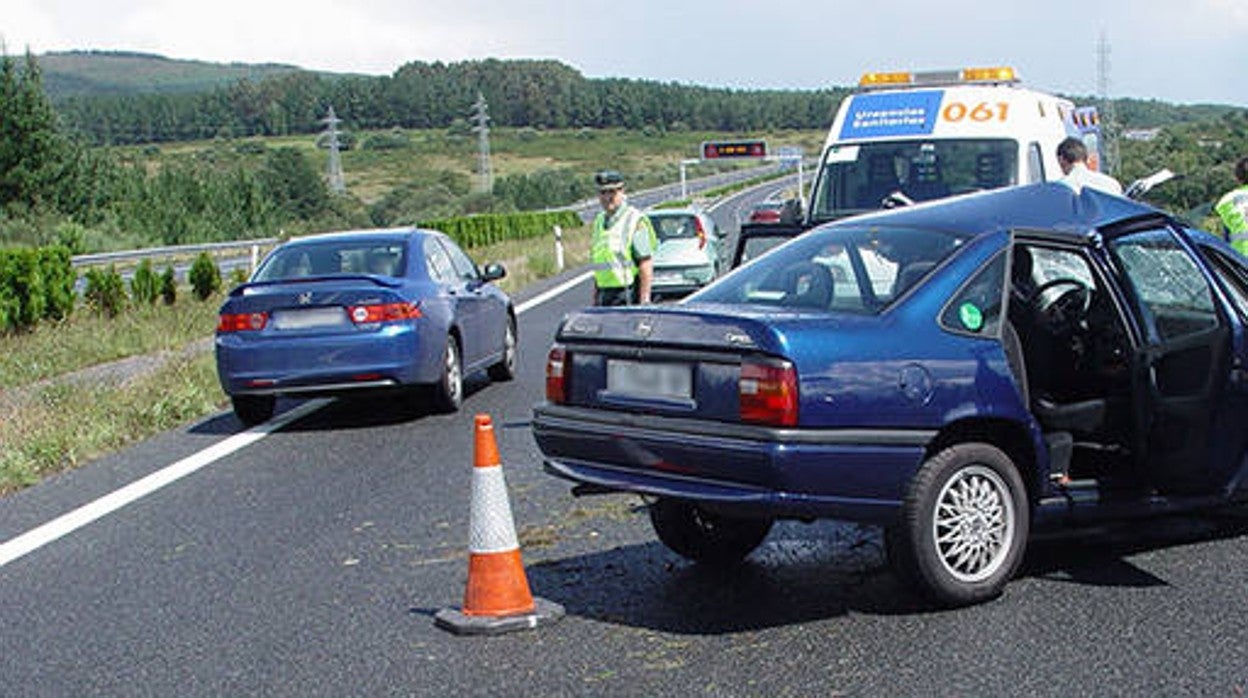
[532, 404, 933, 524]
[216, 323, 438, 395]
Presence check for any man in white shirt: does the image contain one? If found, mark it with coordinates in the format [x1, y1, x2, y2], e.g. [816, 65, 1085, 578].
[1056, 137, 1123, 195]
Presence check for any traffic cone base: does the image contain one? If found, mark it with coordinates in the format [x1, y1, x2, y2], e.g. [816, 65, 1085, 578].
[434, 597, 564, 637]
[434, 414, 564, 636]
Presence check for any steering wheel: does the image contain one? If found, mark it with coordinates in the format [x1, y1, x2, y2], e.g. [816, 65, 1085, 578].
[1029, 278, 1091, 334]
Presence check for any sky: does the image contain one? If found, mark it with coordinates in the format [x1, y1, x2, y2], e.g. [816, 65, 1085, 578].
[5, 0, 1247, 107]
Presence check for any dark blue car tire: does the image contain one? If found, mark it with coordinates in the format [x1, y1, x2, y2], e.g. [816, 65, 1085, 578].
[487, 316, 517, 382]
[232, 395, 275, 427]
[888, 442, 1029, 607]
[431, 334, 463, 413]
[648, 498, 773, 565]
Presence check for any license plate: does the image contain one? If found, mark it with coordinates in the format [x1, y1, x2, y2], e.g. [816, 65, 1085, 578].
[655, 270, 684, 284]
[272, 307, 347, 330]
[606, 359, 692, 399]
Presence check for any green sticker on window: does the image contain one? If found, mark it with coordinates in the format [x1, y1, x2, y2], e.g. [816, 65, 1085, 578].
[958, 302, 984, 332]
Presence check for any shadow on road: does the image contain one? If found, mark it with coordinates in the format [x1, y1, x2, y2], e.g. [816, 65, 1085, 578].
[523, 510, 1248, 632]
[189, 376, 494, 435]
[524, 520, 927, 635]
[1020, 511, 1248, 589]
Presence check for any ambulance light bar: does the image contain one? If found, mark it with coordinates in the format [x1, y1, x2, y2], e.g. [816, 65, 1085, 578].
[858, 66, 1020, 89]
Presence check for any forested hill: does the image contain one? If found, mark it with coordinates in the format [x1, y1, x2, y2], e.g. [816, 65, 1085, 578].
[37, 51, 321, 98]
[38, 51, 1245, 147]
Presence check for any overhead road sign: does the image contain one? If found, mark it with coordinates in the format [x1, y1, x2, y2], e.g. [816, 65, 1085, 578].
[702, 140, 768, 159]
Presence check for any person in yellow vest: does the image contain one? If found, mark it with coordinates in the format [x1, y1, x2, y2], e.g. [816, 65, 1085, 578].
[1215, 157, 1248, 256]
[590, 170, 656, 305]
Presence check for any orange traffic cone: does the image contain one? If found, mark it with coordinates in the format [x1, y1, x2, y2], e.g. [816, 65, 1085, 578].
[434, 414, 564, 635]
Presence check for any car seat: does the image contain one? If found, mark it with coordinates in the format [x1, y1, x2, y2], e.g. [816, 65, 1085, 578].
[891, 261, 936, 298]
[856, 155, 901, 208]
[904, 158, 950, 201]
[975, 152, 1006, 190]
[781, 262, 835, 309]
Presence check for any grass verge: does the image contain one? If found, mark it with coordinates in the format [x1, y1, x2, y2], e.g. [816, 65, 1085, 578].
[0, 352, 222, 493]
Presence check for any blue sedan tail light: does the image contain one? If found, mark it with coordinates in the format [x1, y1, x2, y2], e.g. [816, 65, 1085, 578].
[217, 312, 268, 333]
[739, 359, 798, 426]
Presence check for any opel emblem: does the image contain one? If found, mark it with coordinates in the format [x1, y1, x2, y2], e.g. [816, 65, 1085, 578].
[298, 291, 313, 305]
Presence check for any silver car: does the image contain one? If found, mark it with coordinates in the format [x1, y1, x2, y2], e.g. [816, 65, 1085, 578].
[646, 209, 724, 299]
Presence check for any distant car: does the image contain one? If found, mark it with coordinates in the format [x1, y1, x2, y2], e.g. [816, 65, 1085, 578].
[746, 200, 786, 224]
[646, 210, 724, 299]
[215, 228, 516, 425]
[534, 183, 1248, 607]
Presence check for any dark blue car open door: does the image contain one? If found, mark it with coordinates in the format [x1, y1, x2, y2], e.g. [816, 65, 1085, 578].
[1108, 225, 1234, 494]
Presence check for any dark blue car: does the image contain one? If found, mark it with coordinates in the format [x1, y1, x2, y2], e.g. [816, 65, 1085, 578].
[216, 228, 516, 425]
[532, 183, 1248, 606]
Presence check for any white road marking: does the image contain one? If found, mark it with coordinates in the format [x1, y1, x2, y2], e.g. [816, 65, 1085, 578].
[0, 398, 331, 568]
[517, 271, 591, 315]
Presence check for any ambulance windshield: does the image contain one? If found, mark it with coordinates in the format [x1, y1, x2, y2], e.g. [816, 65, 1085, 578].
[808, 139, 1019, 222]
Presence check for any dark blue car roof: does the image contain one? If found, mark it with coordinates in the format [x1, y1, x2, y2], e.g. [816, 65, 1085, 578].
[819, 182, 1163, 240]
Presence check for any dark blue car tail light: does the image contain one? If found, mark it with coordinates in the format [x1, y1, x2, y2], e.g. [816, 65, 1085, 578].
[545, 346, 568, 403]
[217, 312, 268, 333]
[347, 301, 422, 324]
[739, 359, 798, 427]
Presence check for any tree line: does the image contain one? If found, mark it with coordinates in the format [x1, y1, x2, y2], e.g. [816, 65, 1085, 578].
[54, 58, 847, 146]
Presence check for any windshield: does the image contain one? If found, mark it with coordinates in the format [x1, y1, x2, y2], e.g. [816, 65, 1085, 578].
[253, 239, 408, 281]
[693, 225, 970, 314]
[648, 214, 701, 242]
[809, 139, 1018, 222]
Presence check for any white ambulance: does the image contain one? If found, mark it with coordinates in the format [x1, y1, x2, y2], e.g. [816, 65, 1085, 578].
[803, 66, 1106, 224]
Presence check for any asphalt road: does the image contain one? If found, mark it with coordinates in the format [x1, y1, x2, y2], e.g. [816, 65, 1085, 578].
[4, 184, 1248, 696]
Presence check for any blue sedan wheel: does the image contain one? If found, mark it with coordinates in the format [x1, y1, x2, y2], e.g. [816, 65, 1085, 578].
[231, 395, 275, 427]
[889, 443, 1028, 607]
[431, 334, 463, 413]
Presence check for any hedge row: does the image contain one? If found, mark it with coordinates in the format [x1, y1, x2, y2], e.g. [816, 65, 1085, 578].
[419, 210, 582, 249]
[0, 245, 76, 333]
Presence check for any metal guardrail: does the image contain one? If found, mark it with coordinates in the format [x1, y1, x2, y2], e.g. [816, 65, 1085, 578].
[71, 238, 278, 268]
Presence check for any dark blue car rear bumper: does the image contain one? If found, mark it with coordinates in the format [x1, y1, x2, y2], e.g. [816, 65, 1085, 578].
[532, 404, 934, 524]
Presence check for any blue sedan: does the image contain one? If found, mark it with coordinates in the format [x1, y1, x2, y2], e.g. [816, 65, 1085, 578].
[532, 183, 1248, 606]
[216, 228, 516, 425]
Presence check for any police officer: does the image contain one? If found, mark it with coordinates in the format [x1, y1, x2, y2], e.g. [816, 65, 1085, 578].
[1215, 157, 1248, 256]
[590, 170, 656, 305]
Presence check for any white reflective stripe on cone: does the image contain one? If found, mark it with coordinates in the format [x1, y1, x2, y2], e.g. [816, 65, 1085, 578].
[468, 466, 520, 554]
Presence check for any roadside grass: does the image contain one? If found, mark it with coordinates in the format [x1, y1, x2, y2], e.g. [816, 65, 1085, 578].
[0, 299, 221, 390]
[0, 224, 593, 493]
[0, 352, 222, 493]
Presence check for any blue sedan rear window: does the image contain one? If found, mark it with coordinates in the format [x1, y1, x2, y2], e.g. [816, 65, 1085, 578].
[693, 225, 969, 314]
[254, 240, 409, 281]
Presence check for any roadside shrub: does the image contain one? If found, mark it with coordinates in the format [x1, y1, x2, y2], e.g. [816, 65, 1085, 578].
[160, 266, 177, 305]
[0, 248, 46, 331]
[130, 259, 160, 305]
[37, 245, 75, 321]
[84, 266, 127, 317]
[228, 266, 249, 287]
[418, 210, 583, 249]
[188, 252, 221, 301]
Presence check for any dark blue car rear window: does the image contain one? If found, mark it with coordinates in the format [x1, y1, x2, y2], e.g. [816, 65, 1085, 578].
[693, 225, 970, 314]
